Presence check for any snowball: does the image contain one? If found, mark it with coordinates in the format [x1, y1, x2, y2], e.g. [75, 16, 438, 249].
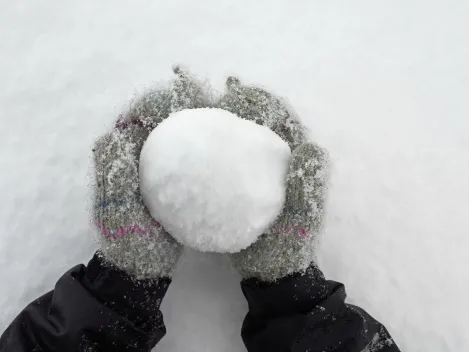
[139, 108, 291, 253]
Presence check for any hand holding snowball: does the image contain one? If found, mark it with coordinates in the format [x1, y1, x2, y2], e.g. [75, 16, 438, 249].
[219, 78, 330, 282]
[92, 68, 209, 279]
[94, 67, 329, 283]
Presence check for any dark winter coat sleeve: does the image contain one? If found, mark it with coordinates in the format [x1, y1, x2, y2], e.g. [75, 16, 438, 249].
[240, 265, 400, 352]
[0, 252, 171, 352]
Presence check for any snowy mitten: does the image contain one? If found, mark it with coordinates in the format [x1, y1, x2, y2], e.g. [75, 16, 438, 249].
[224, 78, 330, 282]
[92, 67, 210, 279]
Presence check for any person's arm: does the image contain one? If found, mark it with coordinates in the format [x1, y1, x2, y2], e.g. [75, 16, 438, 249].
[240, 264, 399, 352]
[0, 252, 171, 352]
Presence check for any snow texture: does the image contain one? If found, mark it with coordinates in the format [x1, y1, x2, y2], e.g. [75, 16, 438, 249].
[139, 108, 291, 253]
[1, 1, 468, 352]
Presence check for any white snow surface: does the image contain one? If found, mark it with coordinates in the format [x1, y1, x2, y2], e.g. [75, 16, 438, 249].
[0, 1, 468, 351]
[140, 108, 290, 253]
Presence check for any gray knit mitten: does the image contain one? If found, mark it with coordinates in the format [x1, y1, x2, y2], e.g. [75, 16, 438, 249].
[92, 67, 211, 279]
[220, 78, 330, 282]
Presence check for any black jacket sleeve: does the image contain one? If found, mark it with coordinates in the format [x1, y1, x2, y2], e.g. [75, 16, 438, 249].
[0, 252, 171, 352]
[240, 265, 400, 352]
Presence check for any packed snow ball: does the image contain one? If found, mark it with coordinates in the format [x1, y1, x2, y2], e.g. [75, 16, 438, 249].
[139, 108, 292, 253]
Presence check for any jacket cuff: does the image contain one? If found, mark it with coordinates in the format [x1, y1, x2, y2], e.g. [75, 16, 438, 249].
[241, 264, 328, 319]
[82, 251, 172, 334]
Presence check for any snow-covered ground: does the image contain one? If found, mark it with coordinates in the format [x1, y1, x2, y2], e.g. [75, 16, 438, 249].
[1, 1, 468, 351]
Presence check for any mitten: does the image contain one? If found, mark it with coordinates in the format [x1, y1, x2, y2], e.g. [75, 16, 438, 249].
[92, 67, 211, 279]
[220, 78, 330, 282]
